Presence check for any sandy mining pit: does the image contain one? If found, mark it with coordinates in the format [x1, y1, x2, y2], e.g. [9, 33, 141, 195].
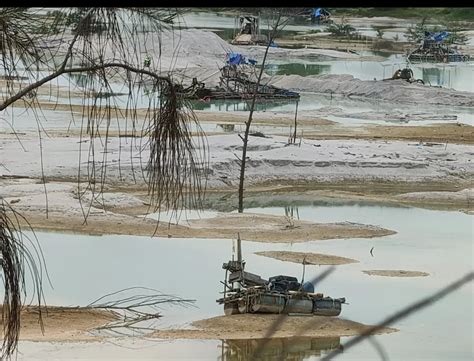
[152, 314, 397, 340]
[363, 270, 430, 278]
[255, 250, 359, 265]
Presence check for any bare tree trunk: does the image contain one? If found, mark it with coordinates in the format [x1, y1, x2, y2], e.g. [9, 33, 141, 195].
[292, 99, 299, 144]
[238, 13, 281, 213]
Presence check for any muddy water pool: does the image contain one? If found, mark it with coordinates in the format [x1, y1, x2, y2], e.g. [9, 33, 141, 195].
[17, 200, 472, 360]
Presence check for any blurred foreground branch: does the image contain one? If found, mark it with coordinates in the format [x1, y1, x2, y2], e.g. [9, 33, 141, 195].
[321, 272, 473, 360]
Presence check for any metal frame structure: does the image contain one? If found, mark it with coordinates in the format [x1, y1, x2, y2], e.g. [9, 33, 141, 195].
[217, 235, 346, 317]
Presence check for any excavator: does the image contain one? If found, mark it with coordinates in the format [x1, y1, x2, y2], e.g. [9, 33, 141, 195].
[385, 65, 424, 84]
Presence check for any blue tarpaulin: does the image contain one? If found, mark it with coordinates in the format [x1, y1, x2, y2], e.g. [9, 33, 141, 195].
[312, 8, 330, 17]
[425, 31, 450, 42]
[226, 53, 257, 65]
[227, 53, 243, 65]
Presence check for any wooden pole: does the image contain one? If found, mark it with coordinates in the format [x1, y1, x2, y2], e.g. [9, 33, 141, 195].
[224, 268, 228, 299]
[237, 232, 242, 263]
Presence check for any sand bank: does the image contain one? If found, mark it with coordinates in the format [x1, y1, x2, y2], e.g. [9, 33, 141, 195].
[255, 251, 358, 265]
[363, 270, 430, 277]
[152, 314, 397, 340]
[0, 306, 115, 342]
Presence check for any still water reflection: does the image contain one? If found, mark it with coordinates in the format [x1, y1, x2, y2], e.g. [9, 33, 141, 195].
[221, 337, 341, 361]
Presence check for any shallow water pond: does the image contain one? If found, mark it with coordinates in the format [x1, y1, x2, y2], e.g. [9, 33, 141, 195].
[3, 91, 473, 137]
[18, 199, 473, 360]
[189, 92, 474, 126]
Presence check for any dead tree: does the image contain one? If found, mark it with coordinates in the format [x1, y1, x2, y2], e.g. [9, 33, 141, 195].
[237, 10, 286, 213]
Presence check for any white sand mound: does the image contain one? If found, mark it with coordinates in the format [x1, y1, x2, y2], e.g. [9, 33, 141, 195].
[59, 28, 360, 71]
[267, 74, 474, 107]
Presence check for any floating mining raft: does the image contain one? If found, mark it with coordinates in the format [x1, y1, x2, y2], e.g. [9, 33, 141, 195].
[217, 237, 345, 316]
[407, 31, 471, 63]
[175, 64, 300, 101]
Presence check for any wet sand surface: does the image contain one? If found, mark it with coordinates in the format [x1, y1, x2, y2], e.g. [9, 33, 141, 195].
[255, 250, 359, 265]
[16, 210, 395, 242]
[363, 270, 430, 277]
[0, 306, 115, 342]
[1, 307, 395, 342]
[152, 314, 397, 340]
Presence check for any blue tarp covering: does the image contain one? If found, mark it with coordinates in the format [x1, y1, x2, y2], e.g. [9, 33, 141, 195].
[226, 53, 257, 65]
[425, 31, 450, 42]
[227, 53, 243, 65]
[312, 8, 330, 17]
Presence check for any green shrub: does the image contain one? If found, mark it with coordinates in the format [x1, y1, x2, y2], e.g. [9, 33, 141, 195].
[327, 22, 358, 38]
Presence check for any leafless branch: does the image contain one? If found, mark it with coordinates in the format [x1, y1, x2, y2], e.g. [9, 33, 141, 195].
[86, 286, 195, 335]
